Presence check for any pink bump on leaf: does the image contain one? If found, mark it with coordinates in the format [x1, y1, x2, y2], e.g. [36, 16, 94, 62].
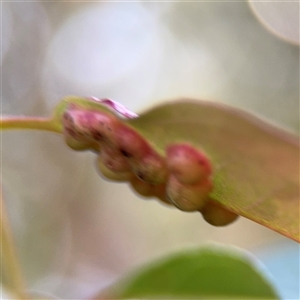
[166, 144, 212, 185]
[63, 108, 96, 138]
[108, 124, 168, 184]
[129, 176, 156, 198]
[130, 152, 168, 185]
[91, 112, 120, 144]
[63, 111, 83, 139]
[130, 177, 171, 205]
[100, 145, 131, 173]
[63, 129, 98, 151]
[96, 156, 133, 182]
[153, 184, 172, 205]
[62, 106, 119, 144]
[112, 124, 152, 159]
[166, 175, 212, 211]
[200, 199, 239, 226]
[62, 112, 98, 151]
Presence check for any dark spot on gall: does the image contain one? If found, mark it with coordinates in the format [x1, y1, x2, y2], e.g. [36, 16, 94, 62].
[67, 128, 79, 139]
[120, 148, 131, 158]
[137, 172, 145, 181]
[92, 130, 104, 140]
[63, 112, 73, 123]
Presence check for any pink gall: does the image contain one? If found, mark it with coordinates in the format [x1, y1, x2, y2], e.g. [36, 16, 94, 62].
[200, 200, 239, 226]
[96, 156, 133, 182]
[166, 144, 212, 184]
[100, 145, 131, 173]
[166, 176, 212, 211]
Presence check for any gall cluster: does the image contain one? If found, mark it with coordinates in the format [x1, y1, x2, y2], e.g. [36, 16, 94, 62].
[62, 104, 238, 226]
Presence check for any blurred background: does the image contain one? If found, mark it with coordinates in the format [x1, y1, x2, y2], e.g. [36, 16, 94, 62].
[1, 1, 299, 299]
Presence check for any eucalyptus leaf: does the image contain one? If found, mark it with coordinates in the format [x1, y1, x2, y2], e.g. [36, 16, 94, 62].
[102, 245, 279, 299]
[2, 96, 299, 241]
[126, 99, 299, 242]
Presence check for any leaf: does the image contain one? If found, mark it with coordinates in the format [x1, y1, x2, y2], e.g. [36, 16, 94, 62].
[125, 99, 299, 242]
[102, 244, 279, 299]
[2, 96, 299, 241]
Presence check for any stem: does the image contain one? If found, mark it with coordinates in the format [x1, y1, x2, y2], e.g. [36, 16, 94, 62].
[0, 116, 62, 133]
[1, 189, 29, 299]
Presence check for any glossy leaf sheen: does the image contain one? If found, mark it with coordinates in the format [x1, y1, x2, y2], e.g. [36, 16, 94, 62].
[105, 245, 279, 299]
[126, 100, 299, 242]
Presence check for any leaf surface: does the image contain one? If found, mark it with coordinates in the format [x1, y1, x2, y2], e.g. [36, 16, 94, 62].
[4, 96, 298, 241]
[126, 99, 299, 241]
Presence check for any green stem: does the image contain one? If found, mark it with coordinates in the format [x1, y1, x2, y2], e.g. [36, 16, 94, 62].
[1, 189, 29, 299]
[0, 116, 62, 133]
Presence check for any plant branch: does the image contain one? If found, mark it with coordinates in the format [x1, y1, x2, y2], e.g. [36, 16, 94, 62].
[0, 116, 62, 133]
[1, 188, 29, 299]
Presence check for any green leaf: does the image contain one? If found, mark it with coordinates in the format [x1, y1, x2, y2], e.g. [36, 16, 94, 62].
[104, 244, 279, 299]
[126, 99, 299, 242]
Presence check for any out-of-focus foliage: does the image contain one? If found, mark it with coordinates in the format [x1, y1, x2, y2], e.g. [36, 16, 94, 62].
[102, 245, 279, 299]
[2, 1, 299, 299]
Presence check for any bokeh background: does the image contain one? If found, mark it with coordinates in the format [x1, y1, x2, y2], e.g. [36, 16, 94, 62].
[1, 1, 299, 299]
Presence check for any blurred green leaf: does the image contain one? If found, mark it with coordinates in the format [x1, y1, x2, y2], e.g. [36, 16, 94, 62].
[127, 99, 299, 242]
[103, 245, 279, 299]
